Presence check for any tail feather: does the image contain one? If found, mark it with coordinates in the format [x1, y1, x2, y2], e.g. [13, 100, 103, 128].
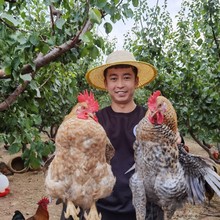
[12, 210, 25, 220]
[188, 175, 204, 204]
[204, 168, 220, 197]
[185, 175, 194, 204]
[208, 168, 220, 181]
[192, 177, 205, 202]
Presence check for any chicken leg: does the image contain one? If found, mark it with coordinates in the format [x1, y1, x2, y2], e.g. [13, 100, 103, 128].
[84, 202, 102, 220]
[64, 200, 80, 220]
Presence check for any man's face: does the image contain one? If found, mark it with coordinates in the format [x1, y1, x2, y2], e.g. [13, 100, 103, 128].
[104, 67, 139, 105]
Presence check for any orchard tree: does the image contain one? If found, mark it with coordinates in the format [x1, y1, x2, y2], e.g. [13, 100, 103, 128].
[125, 0, 220, 162]
[0, 0, 138, 168]
[1, 0, 219, 168]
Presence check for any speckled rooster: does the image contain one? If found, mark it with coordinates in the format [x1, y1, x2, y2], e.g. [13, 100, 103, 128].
[129, 90, 220, 220]
[45, 90, 115, 220]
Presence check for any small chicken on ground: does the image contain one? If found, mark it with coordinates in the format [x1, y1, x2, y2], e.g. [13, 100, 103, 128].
[12, 197, 49, 220]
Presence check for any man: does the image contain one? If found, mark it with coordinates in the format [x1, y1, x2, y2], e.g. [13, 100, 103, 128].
[85, 50, 163, 220]
[60, 50, 163, 220]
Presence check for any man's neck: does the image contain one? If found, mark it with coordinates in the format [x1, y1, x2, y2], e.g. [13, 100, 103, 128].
[111, 101, 137, 113]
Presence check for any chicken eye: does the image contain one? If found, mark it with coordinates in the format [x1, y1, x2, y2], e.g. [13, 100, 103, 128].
[76, 105, 86, 114]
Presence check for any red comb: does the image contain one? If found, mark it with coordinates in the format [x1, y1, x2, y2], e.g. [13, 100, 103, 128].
[147, 90, 161, 110]
[77, 90, 99, 112]
[37, 197, 50, 205]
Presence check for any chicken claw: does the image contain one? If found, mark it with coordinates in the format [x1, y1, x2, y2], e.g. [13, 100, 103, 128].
[84, 202, 102, 220]
[64, 200, 80, 220]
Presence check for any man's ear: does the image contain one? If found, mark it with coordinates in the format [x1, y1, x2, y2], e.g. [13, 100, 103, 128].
[104, 79, 108, 89]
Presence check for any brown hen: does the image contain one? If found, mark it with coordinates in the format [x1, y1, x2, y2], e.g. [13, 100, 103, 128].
[45, 90, 115, 220]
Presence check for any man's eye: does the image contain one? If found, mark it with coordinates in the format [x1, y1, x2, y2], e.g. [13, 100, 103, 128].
[110, 77, 117, 81]
[124, 76, 131, 80]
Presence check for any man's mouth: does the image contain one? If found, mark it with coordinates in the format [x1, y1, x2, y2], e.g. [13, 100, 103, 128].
[115, 91, 127, 95]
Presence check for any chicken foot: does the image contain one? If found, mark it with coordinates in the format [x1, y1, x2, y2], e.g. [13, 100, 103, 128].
[84, 202, 102, 220]
[64, 200, 80, 220]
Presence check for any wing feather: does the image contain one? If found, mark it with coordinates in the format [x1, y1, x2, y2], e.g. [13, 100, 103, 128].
[178, 144, 220, 202]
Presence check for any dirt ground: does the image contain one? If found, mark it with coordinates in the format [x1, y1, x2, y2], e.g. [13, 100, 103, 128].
[0, 137, 220, 220]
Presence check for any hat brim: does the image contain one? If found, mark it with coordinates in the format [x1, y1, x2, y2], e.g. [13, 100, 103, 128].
[86, 61, 157, 91]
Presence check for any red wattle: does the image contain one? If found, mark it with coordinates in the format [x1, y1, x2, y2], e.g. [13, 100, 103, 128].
[156, 112, 164, 124]
[148, 115, 155, 124]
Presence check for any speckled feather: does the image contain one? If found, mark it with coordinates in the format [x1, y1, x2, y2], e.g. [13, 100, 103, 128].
[130, 92, 220, 220]
[131, 119, 188, 220]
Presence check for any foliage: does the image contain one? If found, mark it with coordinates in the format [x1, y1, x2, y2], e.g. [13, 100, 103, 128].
[125, 0, 220, 151]
[1, 0, 219, 167]
[0, 0, 138, 168]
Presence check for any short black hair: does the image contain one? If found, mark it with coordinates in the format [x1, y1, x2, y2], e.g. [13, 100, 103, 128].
[103, 64, 138, 79]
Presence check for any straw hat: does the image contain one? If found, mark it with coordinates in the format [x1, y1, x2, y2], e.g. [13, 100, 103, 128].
[85, 50, 157, 91]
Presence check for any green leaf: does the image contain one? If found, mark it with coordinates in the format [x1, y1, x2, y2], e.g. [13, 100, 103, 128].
[113, 0, 120, 3]
[80, 31, 93, 43]
[55, 18, 65, 29]
[29, 103, 39, 114]
[29, 154, 41, 169]
[194, 30, 200, 39]
[11, 57, 21, 70]
[33, 115, 42, 125]
[94, 38, 104, 48]
[17, 35, 28, 45]
[96, 0, 107, 7]
[4, 66, 12, 75]
[20, 74, 32, 81]
[8, 143, 22, 154]
[7, 134, 16, 145]
[1, 12, 20, 26]
[124, 8, 133, 18]
[112, 12, 121, 22]
[39, 42, 50, 54]
[132, 0, 139, 7]
[29, 34, 39, 46]
[104, 22, 113, 34]
[20, 11, 26, 19]
[196, 38, 203, 46]
[90, 46, 99, 59]
[89, 8, 102, 24]
[29, 80, 38, 90]
[0, 0, 4, 10]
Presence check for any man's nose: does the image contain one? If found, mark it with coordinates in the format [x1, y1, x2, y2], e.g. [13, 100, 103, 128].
[116, 78, 124, 87]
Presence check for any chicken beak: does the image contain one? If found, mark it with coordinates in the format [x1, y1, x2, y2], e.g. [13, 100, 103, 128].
[88, 112, 98, 122]
[48, 196, 52, 204]
[150, 109, 158, 118]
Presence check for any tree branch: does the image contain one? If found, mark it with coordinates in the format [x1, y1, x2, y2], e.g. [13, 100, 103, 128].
[49, 5, 55, 35]
[186, 116, 220, 164]
[0, 81, 30, 111]
[49, 4, 62, 35]
[0, 18, 17, 31]
[0, 18, 92, 111]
